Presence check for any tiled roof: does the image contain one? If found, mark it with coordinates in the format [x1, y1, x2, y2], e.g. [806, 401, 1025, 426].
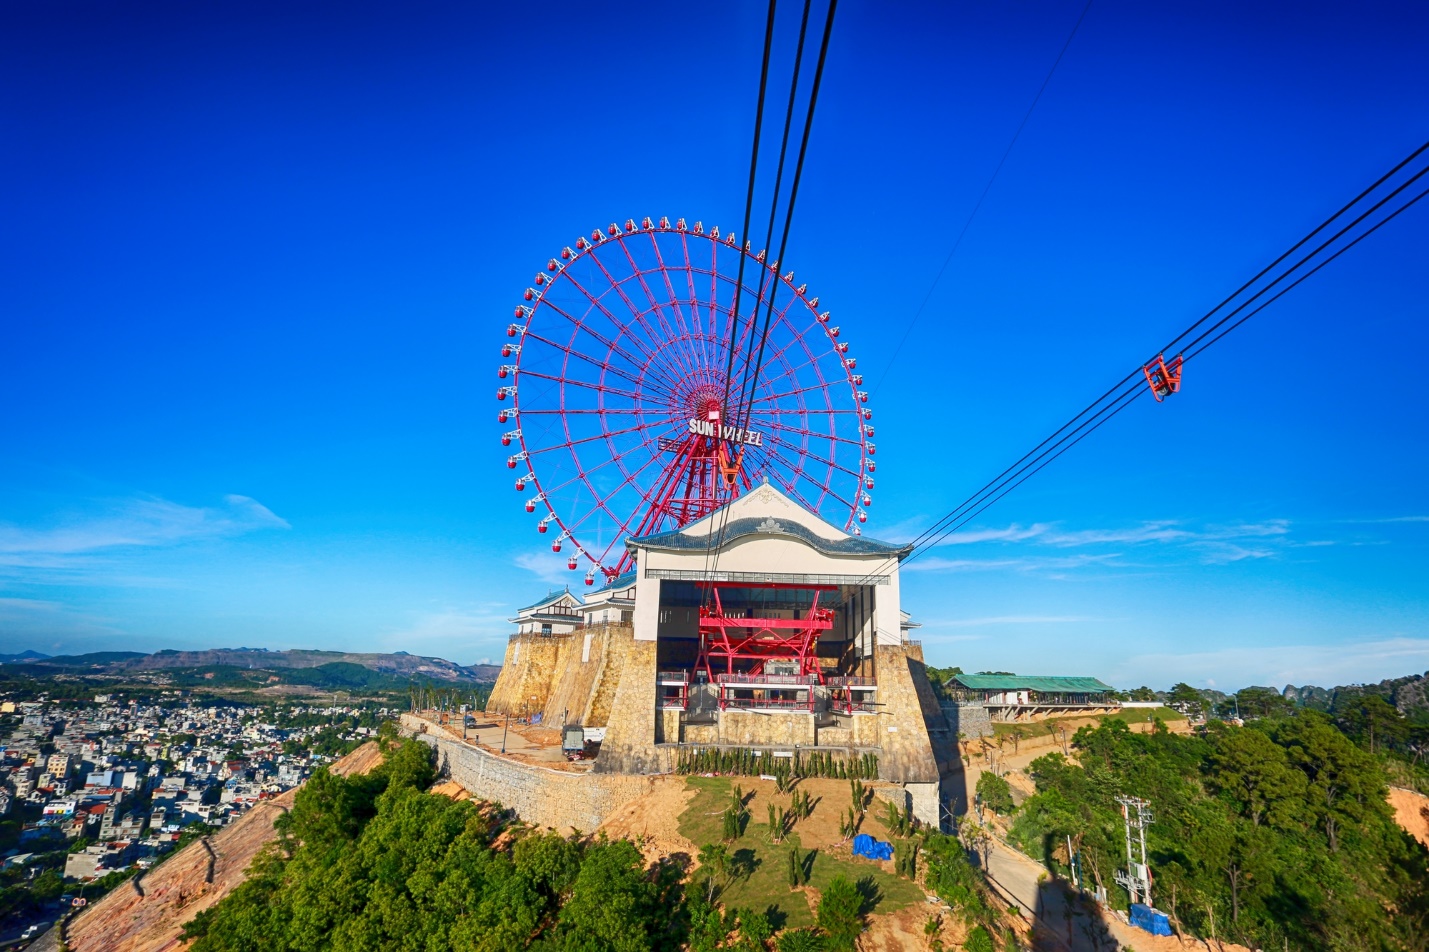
[517, 587, 573, 613]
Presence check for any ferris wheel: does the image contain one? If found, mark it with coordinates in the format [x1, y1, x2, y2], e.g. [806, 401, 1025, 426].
[498, 216, 874, 584]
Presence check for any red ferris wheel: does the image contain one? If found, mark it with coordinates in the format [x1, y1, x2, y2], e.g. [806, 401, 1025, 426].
[499, 216, 874, 584]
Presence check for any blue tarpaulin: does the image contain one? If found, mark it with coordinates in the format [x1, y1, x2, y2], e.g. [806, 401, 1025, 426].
[851, 834, 893, 861]
[1129, 904, 1173, 936]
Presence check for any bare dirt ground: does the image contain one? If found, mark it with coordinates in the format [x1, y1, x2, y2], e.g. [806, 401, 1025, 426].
[1389, 786, 1429, 848]
[595, 776, 700, 864]
[860, 904, 933, 951]
[39, 742, 383, 952]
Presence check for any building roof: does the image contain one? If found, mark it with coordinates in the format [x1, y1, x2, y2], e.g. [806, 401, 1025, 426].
[629, 516, 910, 558]
[950, 674, 1114, 693]
[517, 587, 574, 613]
[586, 571, 637, 596]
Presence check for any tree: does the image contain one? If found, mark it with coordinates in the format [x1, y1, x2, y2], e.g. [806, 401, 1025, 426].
[775, 929, 826, 952]
[1273, 711, 1386, 852]
[697, 843, 730, 903]
[1337, 694, 1408, 754]
[1234, 687, 1294, 720]
[1167, 683, 1205, 716]
[976, 771, 1015, 816]
[1206, 725, 1306, 828]
[816, 875, 865, 952]
[556, 839, 672, 951]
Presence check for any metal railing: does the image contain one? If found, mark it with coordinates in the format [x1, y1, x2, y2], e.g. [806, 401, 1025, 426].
[715, 672, 819, 686]
[644, 568, 891, 586]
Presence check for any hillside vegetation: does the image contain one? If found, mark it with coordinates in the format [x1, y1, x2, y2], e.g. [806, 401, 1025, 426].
[180, 740, 1017, 952]
[1009, 714, 1429, 951]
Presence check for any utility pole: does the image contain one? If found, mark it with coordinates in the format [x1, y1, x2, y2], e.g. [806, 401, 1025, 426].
[1114, 796, 1154, 907]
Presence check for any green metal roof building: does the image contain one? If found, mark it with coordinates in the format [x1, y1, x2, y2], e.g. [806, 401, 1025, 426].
[946, 673, 1115, 709]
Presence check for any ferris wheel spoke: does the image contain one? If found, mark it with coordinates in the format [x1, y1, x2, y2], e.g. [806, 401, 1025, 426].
[522, 329, 663, 394]
[614, 242, 709, 381]
[648, 233, 712, 376]
[555, 268, 675, 375]
[585, 245, 703, 385]
[518, 369, 653, 404]
[757, 418, 864, 448]
[537, 297, 683, 397]
[520, 407, 650, 415]
[758, 429, 863, 481]
[749, 382, 848, 406]
[750, 442, 831, 512]
[528, 421, 659, 457]
[563, 443, 671, 539]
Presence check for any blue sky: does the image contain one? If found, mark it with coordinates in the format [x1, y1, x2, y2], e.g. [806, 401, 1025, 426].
[2, 0, 1426, 690]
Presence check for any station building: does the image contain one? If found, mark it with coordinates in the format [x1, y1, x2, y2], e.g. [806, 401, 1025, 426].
[485, 480, 956, 824]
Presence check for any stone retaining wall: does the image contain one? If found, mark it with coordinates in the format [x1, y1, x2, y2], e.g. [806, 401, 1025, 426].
[402, 714, 653, 832]
[942, 701, 993, 740]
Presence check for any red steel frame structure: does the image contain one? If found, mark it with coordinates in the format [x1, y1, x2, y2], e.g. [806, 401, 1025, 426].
[499, 217, 874, 584]
[696, 582, 835, 684]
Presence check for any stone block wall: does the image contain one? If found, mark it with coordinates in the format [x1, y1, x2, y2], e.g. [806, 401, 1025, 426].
[872, 644, 941, 786]
[487, 633, 568, 716]
[592, 631, 660, 774]
[402, 714, 651, 832]
[942, 701, 993, 740]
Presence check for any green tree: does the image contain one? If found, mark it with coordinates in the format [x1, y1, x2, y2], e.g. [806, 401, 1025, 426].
[697, 842, 731, 902]
[1206, 725, 1306, 828]
[816, 875, 864, 952]
[1337, 694, 1408, 754]
[775, 928, 826, 952]
[1167, 682, 1205, 715]
[556, 839, 675, 952]
[976, 771, 1015, 816]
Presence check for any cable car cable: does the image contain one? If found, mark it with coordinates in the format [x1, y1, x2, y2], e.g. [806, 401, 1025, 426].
[708, 0, 839, 582]
[717, 0, 780, 422]
[850, 144, 1429, 583]
[897, 141, 1429, 557]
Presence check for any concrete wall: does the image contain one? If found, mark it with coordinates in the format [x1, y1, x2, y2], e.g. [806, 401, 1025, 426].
[402, 714, 652, 833]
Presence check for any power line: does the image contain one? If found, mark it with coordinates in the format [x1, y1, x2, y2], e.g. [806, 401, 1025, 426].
[868, 0, 1095, 398]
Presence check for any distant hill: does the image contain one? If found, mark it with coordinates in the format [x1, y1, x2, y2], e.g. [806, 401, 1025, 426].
[6, 647, 500, 685]
[0, 649, 51, 663]
[1283, 670, 1429, 717]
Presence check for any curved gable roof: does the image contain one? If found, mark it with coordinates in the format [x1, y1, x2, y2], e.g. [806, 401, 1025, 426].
[629, 516, 910, 559]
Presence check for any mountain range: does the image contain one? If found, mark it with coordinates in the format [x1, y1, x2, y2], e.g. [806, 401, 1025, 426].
[0, 647, 500, 684]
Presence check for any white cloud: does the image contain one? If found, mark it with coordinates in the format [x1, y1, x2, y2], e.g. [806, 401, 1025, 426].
[924, 615, 1096, 628]
[379, 604, 515, 662]
[514, 551, 582, 587]
[1105, 636, 1429, 691]
[0, 494, 288, 566]
[904, 552, 1121, 573]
